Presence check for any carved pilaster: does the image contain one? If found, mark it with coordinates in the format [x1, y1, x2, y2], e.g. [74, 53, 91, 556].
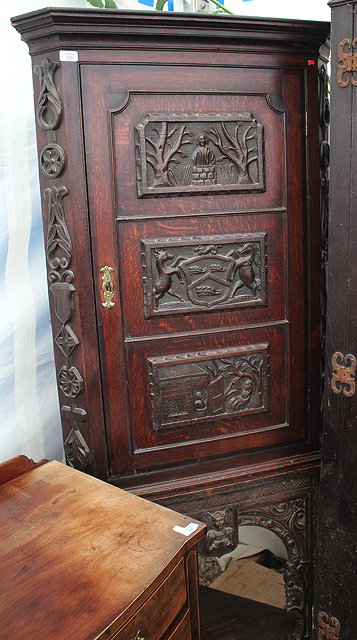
[35, 57, 90, 471]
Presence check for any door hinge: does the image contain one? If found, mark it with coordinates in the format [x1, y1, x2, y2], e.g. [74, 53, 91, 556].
[331, 351, 356, 397]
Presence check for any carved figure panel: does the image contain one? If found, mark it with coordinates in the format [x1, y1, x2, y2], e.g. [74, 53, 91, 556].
[197, 508, 238, 557]
[136, 112, 264, 197]
[149, 344, 269, 431]
[142, 233, 267, 317]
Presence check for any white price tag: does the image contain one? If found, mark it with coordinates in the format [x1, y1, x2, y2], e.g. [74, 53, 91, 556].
[59, 50, 79, 62]
[173, 522, 199, 537]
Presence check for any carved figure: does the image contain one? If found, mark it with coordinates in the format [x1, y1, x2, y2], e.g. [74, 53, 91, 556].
[153, 249, 184, 308]
[191, 134, 217, 185]
[225, 375, 255, 412]
[192, 134, 216, 166]
[231, 243, 260, 297]
[194, 391, 206, 412]
[205, 510, 235, 554]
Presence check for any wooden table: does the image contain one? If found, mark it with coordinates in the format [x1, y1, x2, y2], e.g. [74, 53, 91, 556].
[0, 458, 205, 640]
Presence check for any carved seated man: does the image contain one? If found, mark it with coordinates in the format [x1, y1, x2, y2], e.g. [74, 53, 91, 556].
[191, 134, 217, 186]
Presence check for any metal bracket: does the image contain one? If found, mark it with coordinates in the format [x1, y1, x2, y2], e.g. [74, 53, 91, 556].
[317, 612, 341, 640]
[331, 352, 356, 397]
[337, 38, 357, 87]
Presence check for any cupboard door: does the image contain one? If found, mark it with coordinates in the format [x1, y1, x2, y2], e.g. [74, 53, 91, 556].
[81, 62, 311, 477]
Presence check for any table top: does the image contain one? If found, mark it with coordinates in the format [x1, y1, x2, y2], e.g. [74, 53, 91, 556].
[0, 460, 205, 640]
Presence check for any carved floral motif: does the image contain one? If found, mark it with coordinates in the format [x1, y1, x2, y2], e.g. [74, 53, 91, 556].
[34, 58, 62, 130]
[40, 143, 66, 178]
[64, 426, 91, 472]
[238, 499, 308, 640]
[136, 112, 264, 197]
[58, 366, 84, 398]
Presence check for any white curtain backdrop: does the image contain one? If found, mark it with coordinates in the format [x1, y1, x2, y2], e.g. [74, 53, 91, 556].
[0, 0, 330, 465]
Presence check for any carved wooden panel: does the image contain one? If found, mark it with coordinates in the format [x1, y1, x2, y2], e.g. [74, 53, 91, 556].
[196, 508, 238, 557]
[141, 233, 267, 317]
[148, 343, 269, 431]
[136, 112, 265, 197]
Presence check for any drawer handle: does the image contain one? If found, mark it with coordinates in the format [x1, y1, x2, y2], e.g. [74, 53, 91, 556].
[131, 631, 144, 640]
[100, 266, 115, 309]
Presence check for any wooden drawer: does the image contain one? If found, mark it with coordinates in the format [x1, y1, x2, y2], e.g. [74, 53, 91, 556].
[164, 611, 191, 640]
[110, 559, 187, 640]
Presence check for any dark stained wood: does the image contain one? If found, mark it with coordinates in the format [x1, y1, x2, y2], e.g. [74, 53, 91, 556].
[199, 586, 294, 640]
[10, 9, 329, 487]
[0, 460, 205, 640]
[0, 455, 46, 486]
[313, 1, 357, 637]
[11, 12, 329, 640]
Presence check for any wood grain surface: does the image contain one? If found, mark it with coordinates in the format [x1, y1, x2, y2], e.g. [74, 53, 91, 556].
[0, 460, 205, 640]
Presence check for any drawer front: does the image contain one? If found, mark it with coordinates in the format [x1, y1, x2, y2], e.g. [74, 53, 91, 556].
[164, 611, 191, 640]
[112, 560, 187, 640]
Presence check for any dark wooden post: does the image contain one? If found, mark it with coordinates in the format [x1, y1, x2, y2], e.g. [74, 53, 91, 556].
[314, 1, 357, 638]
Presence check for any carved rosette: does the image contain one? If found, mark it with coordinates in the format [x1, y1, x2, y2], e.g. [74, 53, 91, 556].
[40, 143, 66, 179]
[135, 112, 265, 197]
[238, 498, 308, 640]
[35, 57, 90, 470]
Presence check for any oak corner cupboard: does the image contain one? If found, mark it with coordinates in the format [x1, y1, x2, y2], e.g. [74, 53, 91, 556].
[12, 9, 329, 640]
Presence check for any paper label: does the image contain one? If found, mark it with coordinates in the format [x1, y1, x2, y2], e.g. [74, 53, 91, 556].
[59, 51, 79, 62]
[173, 522, 199, 537]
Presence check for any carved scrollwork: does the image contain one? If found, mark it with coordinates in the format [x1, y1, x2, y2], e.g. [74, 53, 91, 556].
[40, 143, 66, 179]
[136, 112, 265, 197]
[331, 351, 356, 397]
[317, 612, 341, 640]
[142, 233, 267, 317]
[34, 58, 62, 130]
[238, 498, 308, 640]
[149, 344, 269, 431]
[55, 323, 79, 357]
[337, 38, 357, 88]
[319, 61, 330, 415]
[44, 186, 73, 284]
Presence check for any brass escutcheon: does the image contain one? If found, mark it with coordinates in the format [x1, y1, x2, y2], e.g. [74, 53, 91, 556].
[100, 266, 115, 309]
[331, 351, 356, 397]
